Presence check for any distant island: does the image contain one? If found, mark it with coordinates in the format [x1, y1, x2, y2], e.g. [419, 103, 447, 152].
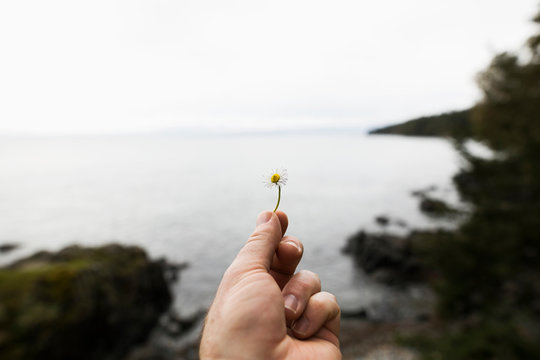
[369, 109, 472, 138]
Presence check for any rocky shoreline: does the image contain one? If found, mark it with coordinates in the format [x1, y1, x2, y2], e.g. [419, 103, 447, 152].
[0, 244, 182, 360]
[0, 230, 437, 360]
[338, 217, 444, 360]
[342, 229, 427, 285]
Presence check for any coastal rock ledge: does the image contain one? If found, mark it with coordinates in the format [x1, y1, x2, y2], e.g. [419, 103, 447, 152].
[342, 230, 425, 285]
[0, 244, 172, 360]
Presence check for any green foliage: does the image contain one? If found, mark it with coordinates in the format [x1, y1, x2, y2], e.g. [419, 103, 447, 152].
[369, 109, 472, 138]
[405, 317, 540, 360]
[403, 6, 540, 359]
[0, 245, 171, 360]
[474, 52, 540, 153]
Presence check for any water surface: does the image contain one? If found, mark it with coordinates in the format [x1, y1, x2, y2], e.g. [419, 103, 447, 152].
[0, 133, 460, 316]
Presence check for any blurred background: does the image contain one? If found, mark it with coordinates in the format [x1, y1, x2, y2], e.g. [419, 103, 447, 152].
[1, 1, 539, 359]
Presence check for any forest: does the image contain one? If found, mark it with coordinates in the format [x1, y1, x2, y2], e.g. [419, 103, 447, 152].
[373, 8, 540, 359]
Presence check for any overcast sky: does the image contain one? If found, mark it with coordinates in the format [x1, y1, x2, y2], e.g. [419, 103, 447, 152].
[0, 1, 538, 134]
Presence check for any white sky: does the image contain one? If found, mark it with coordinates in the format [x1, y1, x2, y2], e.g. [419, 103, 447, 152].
[0, 0, 538, 134]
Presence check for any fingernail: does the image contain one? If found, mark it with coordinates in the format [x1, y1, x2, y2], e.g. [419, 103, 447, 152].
[256, 211, 273, 226]
[283, 294, 299, 314]
[292, 317, 309, 335]
[283, 240, 302, 253]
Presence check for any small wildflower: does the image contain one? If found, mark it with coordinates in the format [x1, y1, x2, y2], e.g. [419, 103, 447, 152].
[263, 168, 287, 212]
[264, 169, 288, 188]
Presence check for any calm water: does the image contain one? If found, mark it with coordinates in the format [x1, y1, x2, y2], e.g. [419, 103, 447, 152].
[0, 133, 460, 317]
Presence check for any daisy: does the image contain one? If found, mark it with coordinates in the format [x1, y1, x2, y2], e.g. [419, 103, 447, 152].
[263, 168, 288, 212]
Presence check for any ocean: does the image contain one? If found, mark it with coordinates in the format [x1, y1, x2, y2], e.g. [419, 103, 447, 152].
[0, 132, 460, 317]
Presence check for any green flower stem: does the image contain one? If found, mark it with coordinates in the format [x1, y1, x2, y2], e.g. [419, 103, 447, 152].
[273, 185, 281, 212]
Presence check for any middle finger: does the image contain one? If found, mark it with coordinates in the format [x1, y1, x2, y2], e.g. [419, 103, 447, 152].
[269, 235, 303, 289]
[281, 270, 321, 324]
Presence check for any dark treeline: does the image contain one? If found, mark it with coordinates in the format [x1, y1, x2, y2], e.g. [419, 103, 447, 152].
[369, 109, 472, 138]
[392, 7, 540, 359]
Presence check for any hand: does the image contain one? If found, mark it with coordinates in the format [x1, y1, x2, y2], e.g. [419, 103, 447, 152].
[200, 211, 341, 360]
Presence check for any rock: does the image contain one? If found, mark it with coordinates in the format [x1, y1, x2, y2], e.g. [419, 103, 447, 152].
[395, 219, 408, 228]
[161, 261, 189, 283]
[419, 197, 458, 218]
[372, 215, 408, 231]
[159, 310, 205, 337]
[0, 244, 173, 360]
[411, 187, 460, 219]
[0, 243, 19, 254]
[341, 308, 368, 319]
[125, 310, 206, 360]
[342, 231, 424, 284]
[363, 344, 418, 360]
[375, 216, 390, 227]
[410, 185, 438, 198]
[340, 318, 434, 360]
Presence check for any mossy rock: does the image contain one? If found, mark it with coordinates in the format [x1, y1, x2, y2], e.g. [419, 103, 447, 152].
[0, 244, 172, 360]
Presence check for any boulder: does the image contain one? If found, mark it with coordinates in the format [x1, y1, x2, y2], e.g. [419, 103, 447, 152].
[0, 243, 19, 254]
[342, 231, 424, 284]
[419, 197, 459, 218]
[0, 244, 172, 360]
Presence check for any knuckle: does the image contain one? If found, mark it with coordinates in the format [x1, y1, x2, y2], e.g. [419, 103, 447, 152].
[316, 291, 340, 316]
[282, 235, 302, 248]
[247, 230, 267, 243]
[322, 291, 338, 303]
[283, 270, 322, 299]
[323, 292, 339, 307]
[298, 270, 321, 288]
[309, 296, 328, 313]
[283, 235, 299, 242]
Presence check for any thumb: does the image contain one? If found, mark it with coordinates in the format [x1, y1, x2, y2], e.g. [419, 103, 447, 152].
[233, 211, 283, 272]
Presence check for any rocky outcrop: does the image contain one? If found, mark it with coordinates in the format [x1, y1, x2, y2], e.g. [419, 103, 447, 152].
[342, 231, 425, 284]
[0, 242, 19, 254]
[0, 244, 173, 360]
[411, 188, 461, 219]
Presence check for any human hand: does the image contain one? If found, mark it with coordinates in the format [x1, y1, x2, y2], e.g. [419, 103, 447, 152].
[200, 211, 341, 359]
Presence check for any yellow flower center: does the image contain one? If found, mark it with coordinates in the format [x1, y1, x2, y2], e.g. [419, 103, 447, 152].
[271, 173, 280, 183]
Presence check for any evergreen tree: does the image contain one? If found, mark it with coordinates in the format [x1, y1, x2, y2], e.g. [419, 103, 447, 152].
[410, 7, 540, 359]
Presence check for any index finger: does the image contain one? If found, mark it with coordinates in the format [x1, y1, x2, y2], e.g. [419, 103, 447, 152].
[275, 210, 288, 237]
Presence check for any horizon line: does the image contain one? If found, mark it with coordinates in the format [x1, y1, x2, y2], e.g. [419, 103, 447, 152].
[0, 125, 380, 138]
